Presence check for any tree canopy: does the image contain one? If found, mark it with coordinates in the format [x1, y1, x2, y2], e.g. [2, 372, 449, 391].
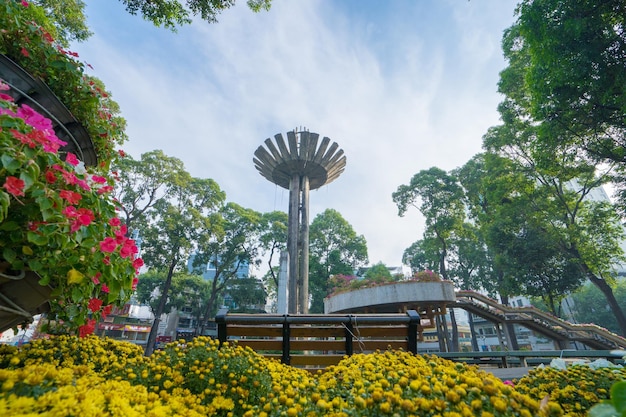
[308, 209, 368, 313]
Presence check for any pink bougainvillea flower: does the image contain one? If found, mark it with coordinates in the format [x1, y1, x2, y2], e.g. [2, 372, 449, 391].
[20, 47, 29, 57]
[91, 272, 101, 285]
[88, 298, 103, 313]
[101, 284, 109, 294]
[132, 277, 139, 291]
[109, 217, 121, 227]
[3, 176, 25, 197]
[97, 185, 113, 195]
[65, 152, 79, 166]
[102, 256, 111, 265]
[76, 179, 90, 191]
[60, 169, 78, 185]
[99, 237, 117, 253]
[78, 319, 96, 338]
[91, 175, 107, 184]
[21, 1, 29, 6]
[59, 189, 82, 205]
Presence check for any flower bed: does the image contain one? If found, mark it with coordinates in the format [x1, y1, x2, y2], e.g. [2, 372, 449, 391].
[2, 335, 623, 416]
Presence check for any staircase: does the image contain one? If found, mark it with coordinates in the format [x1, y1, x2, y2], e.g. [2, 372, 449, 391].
[453, 290, 626, 350]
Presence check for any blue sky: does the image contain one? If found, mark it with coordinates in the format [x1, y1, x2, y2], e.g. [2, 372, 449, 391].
[73, 0, 520, 275]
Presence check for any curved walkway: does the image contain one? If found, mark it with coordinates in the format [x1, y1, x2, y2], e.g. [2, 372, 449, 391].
[453, 290, 626, 350]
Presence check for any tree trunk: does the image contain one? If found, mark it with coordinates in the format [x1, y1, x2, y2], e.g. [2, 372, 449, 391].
[144, 257, 177, 356]
[588, 273, 626, 336]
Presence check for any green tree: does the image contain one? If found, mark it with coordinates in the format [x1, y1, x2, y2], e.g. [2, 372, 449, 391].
[135, 270, 170, 317]
[515, 0, 625, 167]
[569, 280, 626, 335]
[121, 0, 271, 29]
[140, 176, 225, 355]
[364, 262, 394, 282]
[485, 19, 626, 335]
[225, 277, 267, 313]
[112, 150, 186, 234]
[402, 239, 440, 274]
[393, 167, 466, 351]
[31, 0, 92, 44]
[193, 202, 264, 333]
[308, 209, 368, 313]
[258, 211, 288, 290]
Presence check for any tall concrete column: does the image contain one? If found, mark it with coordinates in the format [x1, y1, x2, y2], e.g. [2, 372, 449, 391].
[253, 130, 346, 314]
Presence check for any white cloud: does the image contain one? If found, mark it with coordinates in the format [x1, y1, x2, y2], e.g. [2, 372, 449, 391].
[73, 0, 518, 272]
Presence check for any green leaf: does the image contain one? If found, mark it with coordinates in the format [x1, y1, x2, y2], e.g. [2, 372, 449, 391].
[36, 195, 54, 210]
[0, 154, 21, 173]
[611, 381, 626, 414]
[27, 231, 49, 246]
[2, 247, 16, 264]
[71, 286, 84, 303]
[588, 403, 619, 417]
[38, 275, 50, 286]
[19, 170, 36, 190]
[0, 191, 9, 222]
[0, 221, 19, 231]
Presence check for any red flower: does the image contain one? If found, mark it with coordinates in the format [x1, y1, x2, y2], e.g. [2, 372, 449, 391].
[132, 277, 139, 291]
[118, 149, 126, 157]
[91, 272, 101, 285]
[20, 47, 29, 57]
[101, 284, 109, 294]
[109, 218, 121, 227]
[88, 298, 103, 313]
[62, 206, 78, 218]
[78, 319, 96, 337]
[76, 208, 94, 226]
[59, 189, 82, 204]
[3, 176, 25, 197]
[45, 170, 57, 184]
[102, 304, 113, 319]
[133, 258, 144, 270]
[99, 237, 117, 253]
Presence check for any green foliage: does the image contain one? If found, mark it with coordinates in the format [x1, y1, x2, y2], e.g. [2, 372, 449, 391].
[225, 277, 266, 312]
[120, 0, 272, 30]
[308, 209, 368, 313]
[589, 382, 626, 417]
[569, 280, 626, 334]
[363, 262, 393, 281]
[0, 0, 127, 166]
[31, 0, 92, 44]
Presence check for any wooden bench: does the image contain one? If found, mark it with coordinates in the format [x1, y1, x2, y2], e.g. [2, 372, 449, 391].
[215, 309, 422, 370]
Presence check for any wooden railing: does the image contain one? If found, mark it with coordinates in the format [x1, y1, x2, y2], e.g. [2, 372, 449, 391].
[454, 290, 626, 350]
[437, 349, 625, 368]
[215, 309, 421, 370]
